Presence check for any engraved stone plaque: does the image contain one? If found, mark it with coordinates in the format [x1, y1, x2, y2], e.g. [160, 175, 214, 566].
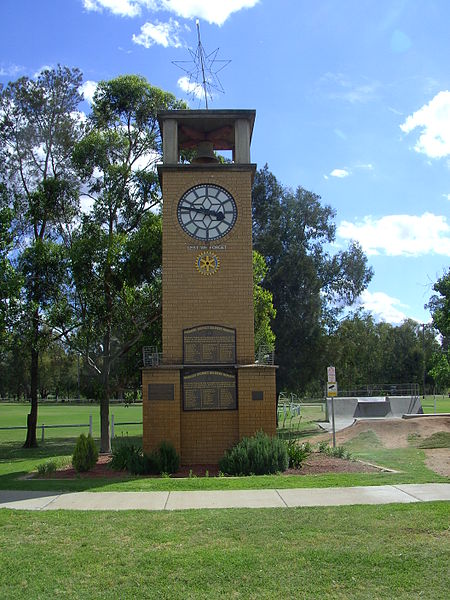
[183, 325, 236, 364]
[148, 383, 174, 401]
[183, 370, 237, 411]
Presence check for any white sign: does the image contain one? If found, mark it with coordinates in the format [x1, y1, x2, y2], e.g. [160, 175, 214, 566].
[327, 366, 336, 383]
[327, 382, 338, 397]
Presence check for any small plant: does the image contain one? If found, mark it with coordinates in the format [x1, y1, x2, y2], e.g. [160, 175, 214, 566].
[317, 442, 352, 460]
[317, 441, 329, 453]
[36, 460, 58, 476]
[157, 440, 180, 474]
[126, 441, 180, 476]
[205, 470, 209, 478]
[286, 440, 311, 468]
[110, 440, 141, 471]
[219, 431, 289, 476]
[72, 433, 98, 473]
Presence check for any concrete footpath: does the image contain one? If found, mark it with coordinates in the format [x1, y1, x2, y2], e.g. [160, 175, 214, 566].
[1, 483, 449, 511]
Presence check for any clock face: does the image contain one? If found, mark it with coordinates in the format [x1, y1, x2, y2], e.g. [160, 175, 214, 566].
[177, 184, 237, 241]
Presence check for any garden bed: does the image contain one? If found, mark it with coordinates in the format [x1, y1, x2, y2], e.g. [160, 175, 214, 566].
[36, 451, 382, 479]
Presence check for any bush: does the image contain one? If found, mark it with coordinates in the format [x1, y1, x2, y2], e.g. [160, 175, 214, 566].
[72, 433, 98, 472]
[157, 440, 180, 473]
[219, 431, 289, 476]
[286, 440, 311, 468]
[110, 440, 141, 471]
[37, 460, 58, 476]
[120, 441, 180, 476]
[317, 442, 352, 460]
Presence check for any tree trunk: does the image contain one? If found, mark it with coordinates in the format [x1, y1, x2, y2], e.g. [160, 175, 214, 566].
[24, 310, 39, 448]
[100, 331, 111, 453]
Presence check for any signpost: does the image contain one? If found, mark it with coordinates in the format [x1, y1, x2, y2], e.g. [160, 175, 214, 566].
[327, 366, 337, 448]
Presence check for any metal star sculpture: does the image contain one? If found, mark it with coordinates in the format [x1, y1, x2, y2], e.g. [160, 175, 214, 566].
[173, 20, 231, 109]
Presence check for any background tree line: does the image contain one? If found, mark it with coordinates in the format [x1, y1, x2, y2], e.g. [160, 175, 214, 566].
[1, 66, 448, 450]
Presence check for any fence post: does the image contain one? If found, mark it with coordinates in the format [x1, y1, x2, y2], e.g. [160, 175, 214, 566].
[110, 414, 115, 444]
[89, 415, 93, 437]
[41, 424, 45, 442]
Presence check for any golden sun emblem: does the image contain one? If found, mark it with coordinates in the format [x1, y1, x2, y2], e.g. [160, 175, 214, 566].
[196, 252, 220, 275]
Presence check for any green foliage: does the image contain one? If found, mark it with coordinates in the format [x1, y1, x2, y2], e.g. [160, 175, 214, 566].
[286, 440, 311, 468]
[36, 460, 58, 476]
[219, 431, 289, 475]
[428, 352, 450, 392]
[70, 74, 185, 451]
[252, 165, 373, 393]
[114, 440, 180, 476]
[110, 440, 142, 471]
[427, 268, 450, 341]
[317, 442, 352, 460]
[72, 434, 98, 472]
[253, 250, 276, 352]
[157, 440, 180, 473]
[325, 313, 439, 391]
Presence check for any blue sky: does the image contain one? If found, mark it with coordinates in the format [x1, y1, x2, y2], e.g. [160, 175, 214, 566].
[1, 0, 449, 326]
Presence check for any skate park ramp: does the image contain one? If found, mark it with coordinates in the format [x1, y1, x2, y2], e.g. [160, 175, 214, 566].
[322, 396, 423, 432]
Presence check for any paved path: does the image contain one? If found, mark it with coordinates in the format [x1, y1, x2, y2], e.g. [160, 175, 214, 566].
[1, 483, 449, 511]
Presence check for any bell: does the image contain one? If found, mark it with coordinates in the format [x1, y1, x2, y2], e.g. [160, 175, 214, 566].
[191, 141, 218, 163]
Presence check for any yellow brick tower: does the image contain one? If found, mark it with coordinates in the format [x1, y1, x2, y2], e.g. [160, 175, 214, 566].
[142, 110, 277, 464]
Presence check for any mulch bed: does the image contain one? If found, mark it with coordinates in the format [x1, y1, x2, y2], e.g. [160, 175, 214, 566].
[36, 452, 381, 479]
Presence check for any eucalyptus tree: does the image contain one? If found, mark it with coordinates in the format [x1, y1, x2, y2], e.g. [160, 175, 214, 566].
[427, 269, 450, 391]
[0, 66, 85, 446]
[71, 75, 186, 452]
[252, 165, 373, 394]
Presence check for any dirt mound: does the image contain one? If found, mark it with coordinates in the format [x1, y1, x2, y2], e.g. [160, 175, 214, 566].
[315, 416, 450, 449]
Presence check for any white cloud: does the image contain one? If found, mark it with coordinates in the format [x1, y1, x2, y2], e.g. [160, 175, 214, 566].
[338, 212, 450, 257]
[156, 0, 259, 26]
[79, 80, 98, 104]
[444, 194, 450, 201]
[319, 72, 380, 104]
[177, 75, 204, 99]
[83, 0, 142, 17]
[0, 63, 25, 77]
[84, 0, 259, 25]
[400, 90, 450, 159]
[359, 290, 408, 325]
[330, 168, 350, 178]
[132, 18, 182, 48]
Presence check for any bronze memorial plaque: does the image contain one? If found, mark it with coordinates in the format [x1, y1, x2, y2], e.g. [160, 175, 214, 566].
[183, 325, 236, 364]
[148, 384, 174, 401]
[183, 370, 237, 411]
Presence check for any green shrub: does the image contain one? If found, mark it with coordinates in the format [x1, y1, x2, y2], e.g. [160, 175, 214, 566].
[127, 451, 160, 475]
[219, 431, 289, 476]
[317, 442, 352, 460]
[125, 441, 180, 476]
[317, 441, 329, 453]
[72, 433, 98, 473]
[110, 441, 141, 471]
[36, 460, 58, 476]
[286, 440, 311, 468]
[157, 440, 180, 473]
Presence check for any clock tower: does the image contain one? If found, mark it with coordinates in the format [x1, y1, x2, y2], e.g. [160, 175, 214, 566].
[142, 109, 277, 464]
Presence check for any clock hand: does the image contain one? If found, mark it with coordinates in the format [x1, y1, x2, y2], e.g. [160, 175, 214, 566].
[179, 204, 225, 220]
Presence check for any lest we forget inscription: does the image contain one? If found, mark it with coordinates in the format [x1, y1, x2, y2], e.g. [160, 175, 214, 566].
[183, 370, 237, 411]
[183, 325, 236, 364]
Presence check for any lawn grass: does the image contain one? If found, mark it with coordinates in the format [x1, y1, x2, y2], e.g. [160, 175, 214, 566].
[1, 402, 448, 492]
[0, 433, 447, 492]
[421, 394, 450, 413]
[0, 402, 143, 441]
[0, 502, 448, 599]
